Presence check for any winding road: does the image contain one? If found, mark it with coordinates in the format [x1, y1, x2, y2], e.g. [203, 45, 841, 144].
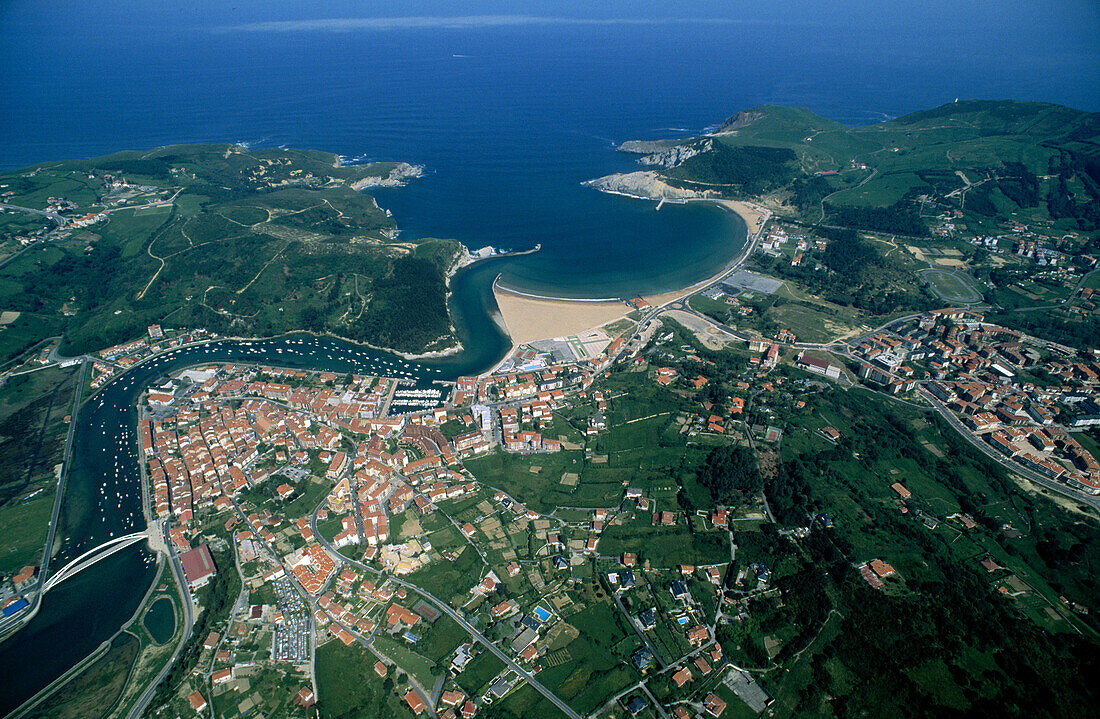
[309, 508, 583, 719]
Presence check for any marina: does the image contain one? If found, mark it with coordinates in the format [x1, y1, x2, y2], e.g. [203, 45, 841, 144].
[0, 333, 478, 713]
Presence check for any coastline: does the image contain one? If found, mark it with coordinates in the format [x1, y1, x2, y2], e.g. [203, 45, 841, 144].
[348, 162, 424, 190]
[582, 170, 768, 234]
[489, 187, 769, 350]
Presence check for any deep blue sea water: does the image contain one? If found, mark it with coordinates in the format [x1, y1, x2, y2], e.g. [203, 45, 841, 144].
[2, 2, 1098, 297]
[0, 1, 1097, 712]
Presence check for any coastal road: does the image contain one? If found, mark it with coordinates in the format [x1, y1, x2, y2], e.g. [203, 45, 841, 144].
[0, 360, 85, 638]
[308, 511, 582, 719]
[615, 203, 770, 360]
[918, 386, 1100, 512]
[126, 521, 195, 719]
[37, 361, 87, 590]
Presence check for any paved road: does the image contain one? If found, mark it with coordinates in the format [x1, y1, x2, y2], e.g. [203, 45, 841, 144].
[616, 206, 769, 360]
[0, 201, 66, 222]
[126, 522, 196, 719]
[1007, 268, 1099, 313]
[0, 359, 91, 637]
[309, 511, 582, 719]
[918, 386, 1100, 511]
[648, 262, 1100, 516]
[39, 360, 87, 580]
[0, 205, 66, 270]
[611, 589, 666, 671]
[387, 576, 582, 719]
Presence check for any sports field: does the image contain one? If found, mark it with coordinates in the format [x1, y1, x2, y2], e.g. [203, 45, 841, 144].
[920, 269, 984, 304]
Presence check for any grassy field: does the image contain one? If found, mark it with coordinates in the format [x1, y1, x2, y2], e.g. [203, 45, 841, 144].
[405, 540, 484, 606]
[600, 519, 728, 568]
[0, 144, 461, 360]
[415, 614, 469, 664]
[494, 600, 640, 717]
[639, 101, 1100, 250]
[315, 639, 416, 719]
[454, 650, 505, 697]
[0, 314, 63, 367]
[920, 268, 985, 304]
[26, 632, 139, 719]
[0, 493, 53, 577]
[372, 634, 439, 690]
[766, 303, 864, 343]
[689, 279, 869, 344]
[827, 171, 930, 207]
[0, 365, 79, 576]
[464, 447, 592, 513]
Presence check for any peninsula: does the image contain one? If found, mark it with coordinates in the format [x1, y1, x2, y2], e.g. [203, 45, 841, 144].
[1, 99, 1099, 719]
[0, 144, 461, 364]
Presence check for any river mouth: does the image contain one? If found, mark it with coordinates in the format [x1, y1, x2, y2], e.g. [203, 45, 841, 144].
[0, 174, 746, 719]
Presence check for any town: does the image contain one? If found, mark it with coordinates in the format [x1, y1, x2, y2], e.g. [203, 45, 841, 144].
[0, 110, 1098, 719]
[2, 274, 1094, 719]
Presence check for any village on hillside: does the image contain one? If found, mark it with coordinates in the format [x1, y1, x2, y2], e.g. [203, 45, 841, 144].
[2, 280, 1091, 719]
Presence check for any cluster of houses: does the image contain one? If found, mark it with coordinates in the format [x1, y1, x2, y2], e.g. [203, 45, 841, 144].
[699, 284, 758, 317]
[938, 210, 1091, 269]
[760, 225, 821, 256]
[858, 559, 897, 590]
[451, 366, 615, 455]
[746, 339, 781, 371]
[856, 309, 1100, 494]
[91, 326, 213, 389]
[142, 364, 480, 579]
[452, 338, 625, 407]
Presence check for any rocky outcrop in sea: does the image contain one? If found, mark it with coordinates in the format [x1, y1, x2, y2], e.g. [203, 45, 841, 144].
[582, 171, 714, 200]
[351, 162, 424, 190]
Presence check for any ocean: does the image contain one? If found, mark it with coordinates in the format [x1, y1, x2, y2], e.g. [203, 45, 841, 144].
[2, 3, 1098, 299]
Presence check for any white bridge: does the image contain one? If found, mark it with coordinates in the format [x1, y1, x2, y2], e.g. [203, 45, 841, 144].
[42, 531, 149, 593]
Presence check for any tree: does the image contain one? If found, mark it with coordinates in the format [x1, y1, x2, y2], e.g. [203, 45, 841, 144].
[301, 306, 324, 332]
[698, 445, 762, 505]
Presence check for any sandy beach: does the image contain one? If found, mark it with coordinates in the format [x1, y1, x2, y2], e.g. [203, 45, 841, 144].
[493, 286, 630, 346]
[492, 196, 770, 350]
[710, 199, 768, 236]
[638, 199, 770, 307]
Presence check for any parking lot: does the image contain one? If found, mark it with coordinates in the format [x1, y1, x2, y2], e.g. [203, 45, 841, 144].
[278, 465, 310, 482]
[271, 578, 311, 662]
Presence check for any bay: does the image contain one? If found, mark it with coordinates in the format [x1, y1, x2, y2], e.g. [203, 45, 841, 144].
[0, 1, 1096, 711]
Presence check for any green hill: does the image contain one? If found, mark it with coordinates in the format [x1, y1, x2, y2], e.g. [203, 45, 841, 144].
[0, 144, 461, 361]
[625, 100, 1100, 238]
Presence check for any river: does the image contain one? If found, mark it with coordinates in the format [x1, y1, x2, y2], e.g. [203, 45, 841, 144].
[0, 313, 504, 714]
[3, 1, 1095, 711]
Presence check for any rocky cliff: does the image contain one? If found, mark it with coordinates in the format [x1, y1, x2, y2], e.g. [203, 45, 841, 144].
[635, 139, 712, 168]
[582, 171, 714, 200]
[351, 162, 424, 190]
